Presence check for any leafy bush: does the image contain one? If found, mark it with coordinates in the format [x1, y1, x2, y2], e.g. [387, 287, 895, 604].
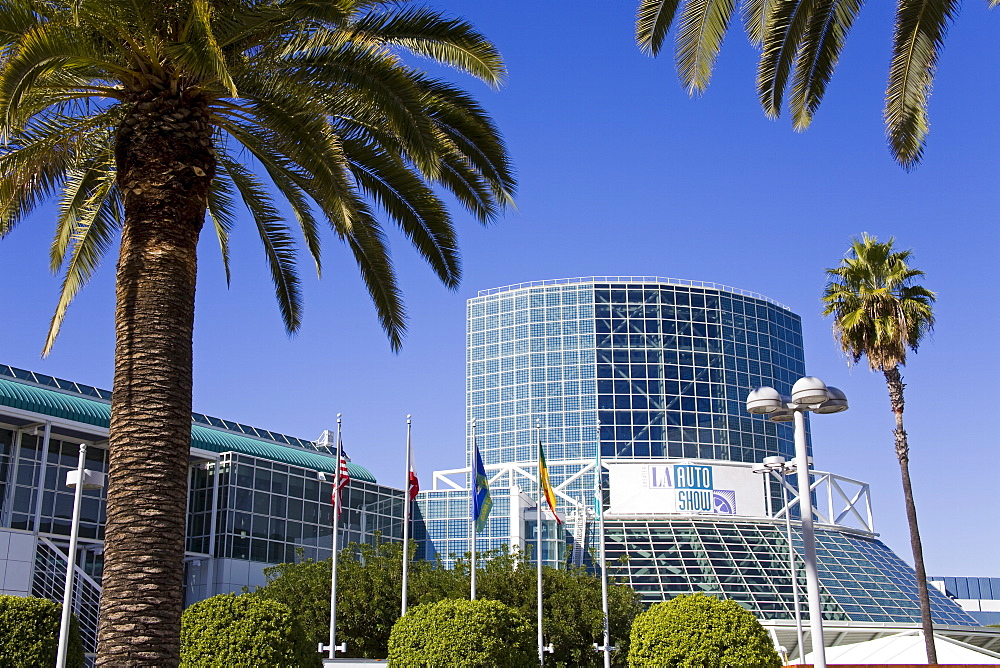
[628, 593, 781, 667]
[0, 595, 83, 667]
[254, 541, 641, 664]
[472, 547, 642, 666]
[254, 541, 444, 659]
[387, 598, 534, 667]
[180, 593, 316, 667]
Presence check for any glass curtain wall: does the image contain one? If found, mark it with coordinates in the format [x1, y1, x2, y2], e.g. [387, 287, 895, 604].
[466, 279, 807, 514]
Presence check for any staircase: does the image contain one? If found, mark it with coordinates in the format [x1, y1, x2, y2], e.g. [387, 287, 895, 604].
[32, 537, 102, 661]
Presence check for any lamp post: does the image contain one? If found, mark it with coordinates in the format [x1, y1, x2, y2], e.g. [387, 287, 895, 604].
[57, 443, 105, 668]
[747, 377, 848, 668]
[754, 455, 805, 664]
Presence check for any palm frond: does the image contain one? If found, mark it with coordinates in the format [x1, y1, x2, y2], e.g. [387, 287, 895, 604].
[675, 0, 739, 96]
[637, 0, 684, 56]
[0, 1, 41, 52]
[345, 137, 459, 286]
[885, 0, 959, 169]
[167, 0, 237, 95]
[43, 177, 120, 355]
[206, 169, 238, 285]
[216, 107, 358, 239]
[0, 21, 127, 128]
[788, 0, 863, 130]
[348, 6, 506, 86]
[344, 202, 406, 351]
[215, 0, 353, 49]
[259, 161, 324, 277]
[743, 0, 783, 45]
[219, 156, 303, 334]
[415, 76, 516, 216]
[757, 0, 816, 118]
[0, 112, 116, 236]
[268, 42, 442, 178]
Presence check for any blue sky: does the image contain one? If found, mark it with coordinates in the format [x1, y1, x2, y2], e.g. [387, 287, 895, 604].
[2, 2, 997, 575]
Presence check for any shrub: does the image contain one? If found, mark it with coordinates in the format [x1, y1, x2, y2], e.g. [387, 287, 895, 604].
[180, 593, 316, 667]
[628, 593, 781, 667]
[0, 595, 84, 667]
[387, 598, 534, 667]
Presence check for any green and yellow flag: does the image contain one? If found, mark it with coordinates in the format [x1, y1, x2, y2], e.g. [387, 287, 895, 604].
[538, 438, 561, 524]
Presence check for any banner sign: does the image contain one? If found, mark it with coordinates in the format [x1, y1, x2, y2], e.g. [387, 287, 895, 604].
[607, 461, 766, 517]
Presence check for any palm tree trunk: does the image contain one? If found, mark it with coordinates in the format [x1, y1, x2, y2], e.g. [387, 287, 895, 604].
[884, 366, 937, 665]
[96, 89, 214, 666]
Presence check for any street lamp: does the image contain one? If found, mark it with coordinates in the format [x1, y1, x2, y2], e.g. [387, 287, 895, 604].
[754, 455, 804, 664]
[746, 377, 848, 668]
[57, 443, 105, 668]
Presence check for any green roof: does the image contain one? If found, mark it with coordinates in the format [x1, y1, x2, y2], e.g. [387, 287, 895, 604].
[0, 375, 376, 482]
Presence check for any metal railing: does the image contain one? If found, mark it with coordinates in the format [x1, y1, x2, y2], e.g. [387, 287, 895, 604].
[475, 277, 789, 309]
[33, 537, 102, 661]
[772, 470, 875, 535]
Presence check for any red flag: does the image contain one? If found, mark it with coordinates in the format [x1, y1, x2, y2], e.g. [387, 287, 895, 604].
[407, 463, 419, 502]
[406, 421, 419, 501]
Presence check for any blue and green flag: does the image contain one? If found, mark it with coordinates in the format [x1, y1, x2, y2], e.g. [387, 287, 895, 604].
[472, 441, 492, 533]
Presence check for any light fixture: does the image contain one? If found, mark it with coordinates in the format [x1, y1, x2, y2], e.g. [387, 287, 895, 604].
[814, 386, 848, 414]
[791, 376, 830, 406]
[768, 407, 795, 423]
[746, 387, 785, 414]
[746, 376, 849, 668]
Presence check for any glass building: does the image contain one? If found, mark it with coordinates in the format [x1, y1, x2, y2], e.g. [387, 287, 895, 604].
[417, 277, 994, 659]
[0, 364, 403, 657]
[930, 576, 1000, 626]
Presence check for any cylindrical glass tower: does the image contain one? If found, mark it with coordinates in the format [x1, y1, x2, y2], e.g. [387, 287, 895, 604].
[466, 277, 806, 504]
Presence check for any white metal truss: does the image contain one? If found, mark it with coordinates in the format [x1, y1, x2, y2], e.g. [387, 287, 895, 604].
[431, 458, 596, 510]
[430, 459, 875, 535]
[772, 470, 875, 534]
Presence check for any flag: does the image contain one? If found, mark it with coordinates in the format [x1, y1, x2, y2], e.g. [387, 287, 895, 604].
[538, 439, 561, 524]
[407, 444, 419, 502]
[332, 453, 350, 517]
[472, 441, 492, 533]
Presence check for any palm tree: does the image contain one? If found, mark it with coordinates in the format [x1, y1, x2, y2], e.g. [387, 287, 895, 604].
[822, 234, 937, 663]
[636, 0, 995, 168]
[0, 1, 514, 663]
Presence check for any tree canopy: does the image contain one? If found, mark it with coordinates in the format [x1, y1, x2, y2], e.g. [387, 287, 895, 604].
[252, 541, 642, 665]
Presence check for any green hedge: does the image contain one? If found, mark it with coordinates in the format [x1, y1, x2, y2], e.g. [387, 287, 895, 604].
[180, 593, 315, 667]
[0, 595, 84, 667]
[388, 598, 534, 667]
[628, 593, 781, 667]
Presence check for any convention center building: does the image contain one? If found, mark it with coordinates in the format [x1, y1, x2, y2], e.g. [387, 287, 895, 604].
[0, 364, 403, 656]
[413, 276, 1000, 658]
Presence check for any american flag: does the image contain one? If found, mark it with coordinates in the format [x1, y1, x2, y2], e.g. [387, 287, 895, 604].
[332, 454, 350, 517]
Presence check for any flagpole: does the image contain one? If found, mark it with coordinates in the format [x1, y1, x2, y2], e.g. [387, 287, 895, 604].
[536, 419, 545, 666]
[470, 419, 477, 601]
[328, 414, 343, 660]
[401, 415, 412, 617]
[596, 423, 611, 668]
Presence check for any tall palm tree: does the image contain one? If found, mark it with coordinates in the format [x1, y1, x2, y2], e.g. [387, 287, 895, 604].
[0, 0, 514, 663]
[636, 0, 995, 168]
[822, 234, 937, 663]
